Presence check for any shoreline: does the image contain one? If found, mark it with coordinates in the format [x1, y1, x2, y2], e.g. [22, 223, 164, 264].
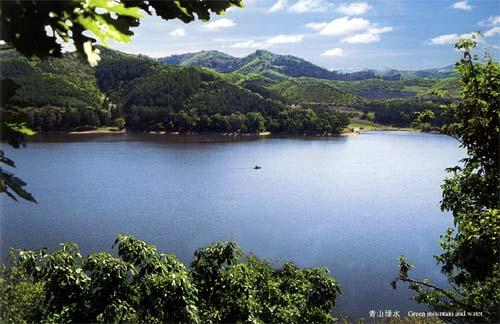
[68, 129, 126, 135]
[146, 131, 272, 136]
[34, 128, 442, 138]
[37, 129, 126, 135]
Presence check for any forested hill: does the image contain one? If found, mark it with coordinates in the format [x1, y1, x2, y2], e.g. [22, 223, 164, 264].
[159, 50, 458, 81]
[159, 50, 376, 81]
[158, 50, 242, 73]
[0, 45, 458, 133]
[0, 47, 348, 134]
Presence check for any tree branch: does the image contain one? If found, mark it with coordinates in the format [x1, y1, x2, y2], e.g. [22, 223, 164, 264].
[399, 276, 481, 312]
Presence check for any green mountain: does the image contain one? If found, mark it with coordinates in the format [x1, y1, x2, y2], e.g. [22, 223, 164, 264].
[0, 48, 103, 110]
[0, 46, 111, 130]
[1, 47, 349, 134]
[1, 46, 458, 133]
[158, 50, 242, 73]
[159, 50, 377, 81]
[160, 50, 458, 82]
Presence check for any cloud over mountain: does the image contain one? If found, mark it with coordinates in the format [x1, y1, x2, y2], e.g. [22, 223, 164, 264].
[336, 2, 371, 15]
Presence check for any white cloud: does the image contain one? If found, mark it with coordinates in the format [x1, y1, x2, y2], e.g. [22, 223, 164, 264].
[429, 33, 460, 45]
[268, 0, 287, 12]
[203, 18, 236, 30]
[231, 40, 265, 48]
[484, 26, 500, 37]
[429, 32, 479, 45]
[453, 1, 471, 10]
[341, 26, 393, 43]
[369, 26, 393, 34]
[463, 17, 500, 38]
[305, 22, 328, 31]
[342, 32, 380, 43]
[266, 34, 304, 44]
[336, 2, 371, 15]
[289, 0, 326, 13]
[230, 34, 304, 49]
[306, 17, 393, 43]
[321, 48, 344, 56]
[318, 17, 372, 36]
[479, 16, 500, 26]
[169, 28, 186, 37]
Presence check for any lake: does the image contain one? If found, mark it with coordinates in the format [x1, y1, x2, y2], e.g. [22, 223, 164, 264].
[0, 131, 464, 319]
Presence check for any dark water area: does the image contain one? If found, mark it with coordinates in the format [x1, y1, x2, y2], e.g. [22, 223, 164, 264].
[0, 131, 464, 319]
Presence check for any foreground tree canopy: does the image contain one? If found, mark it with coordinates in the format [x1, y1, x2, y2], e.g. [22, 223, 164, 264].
[0, 234, 340, 323]
[394, 39, 500, 322]
[0, 0, 243, 65]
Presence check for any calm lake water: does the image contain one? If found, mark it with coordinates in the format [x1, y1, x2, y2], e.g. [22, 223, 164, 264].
[1, 131, 464, 319]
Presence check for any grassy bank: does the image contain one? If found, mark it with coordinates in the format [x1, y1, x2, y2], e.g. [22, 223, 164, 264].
[68, 126, 125, 134]
[345, 118, 415, 132]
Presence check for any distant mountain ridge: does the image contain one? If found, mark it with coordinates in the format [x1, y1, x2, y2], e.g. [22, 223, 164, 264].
[374, 65, 456, 80]
[158, 50, 377, 81]
[158, 50, 456, 81]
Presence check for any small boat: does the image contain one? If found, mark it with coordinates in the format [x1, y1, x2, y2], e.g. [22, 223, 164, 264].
[254, 165, 261, 170]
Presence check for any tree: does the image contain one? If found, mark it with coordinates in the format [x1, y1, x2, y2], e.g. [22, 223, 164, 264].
[111, 117, 126, 130]
[413, 109, 435, 131]
[245, 112, 266, 133]
[0, 79, 37, 202]
[0, 235, 341, 323]
[1, 0, 243, 66]
[393, 38, 500, 322]
[0, 0, 242, 202]
[229, 112, 247, 133]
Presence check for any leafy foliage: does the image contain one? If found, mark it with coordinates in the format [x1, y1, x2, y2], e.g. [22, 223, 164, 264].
[393, 39, 500, 322]
[0, 151, 36, 203]
[0, 235, 341, 323]
[412, 109, 436, 131]
[0, 79, 36, 202]
[0, 0, 242, 65]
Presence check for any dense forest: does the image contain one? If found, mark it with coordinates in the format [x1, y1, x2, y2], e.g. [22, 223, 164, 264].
[0, 45, 457, 134]
[361, 99, 451, 127]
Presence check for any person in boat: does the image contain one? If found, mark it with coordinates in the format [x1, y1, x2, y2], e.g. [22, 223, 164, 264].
[254, 165, 261, 170]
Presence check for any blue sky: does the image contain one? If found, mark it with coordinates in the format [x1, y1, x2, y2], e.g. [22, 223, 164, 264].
[110, 0, 500, 70]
